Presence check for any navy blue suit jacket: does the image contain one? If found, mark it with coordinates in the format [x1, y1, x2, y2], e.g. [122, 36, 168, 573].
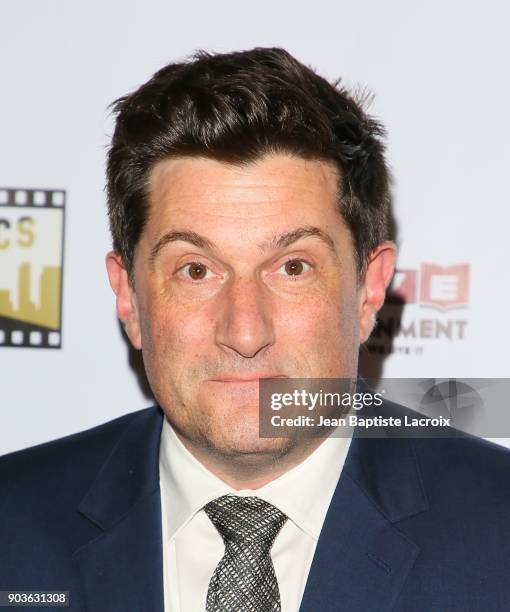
[2, 403, 510, 611]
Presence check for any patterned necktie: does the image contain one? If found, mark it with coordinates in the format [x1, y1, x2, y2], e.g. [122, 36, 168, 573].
[204, 494, 288, 612]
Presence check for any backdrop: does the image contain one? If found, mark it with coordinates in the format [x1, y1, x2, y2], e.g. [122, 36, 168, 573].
[1, 0, 508, 455]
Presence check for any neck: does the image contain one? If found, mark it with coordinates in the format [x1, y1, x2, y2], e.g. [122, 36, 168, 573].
[175, 432, 327, 490]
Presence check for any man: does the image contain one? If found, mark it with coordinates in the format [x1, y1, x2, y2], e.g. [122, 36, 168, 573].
[1, 48, 510, 611]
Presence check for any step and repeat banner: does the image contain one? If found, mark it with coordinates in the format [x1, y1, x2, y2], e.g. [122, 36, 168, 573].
[1, 0, 509, 454]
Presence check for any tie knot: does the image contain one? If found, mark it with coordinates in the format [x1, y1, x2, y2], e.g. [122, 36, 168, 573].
[204, 495, 287, 549]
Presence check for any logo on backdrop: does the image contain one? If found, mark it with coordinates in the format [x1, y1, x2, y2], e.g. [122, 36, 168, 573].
[388, 264, 470, 310]
[367, 263, 470, 357]
[0, 188, 65, 349]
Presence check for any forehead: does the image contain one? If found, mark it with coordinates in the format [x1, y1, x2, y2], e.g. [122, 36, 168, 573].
[138, 154, 355, 268]
[147, 154, 341, 222]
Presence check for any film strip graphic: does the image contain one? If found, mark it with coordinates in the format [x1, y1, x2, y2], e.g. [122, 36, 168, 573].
[0, 187, 65, 349]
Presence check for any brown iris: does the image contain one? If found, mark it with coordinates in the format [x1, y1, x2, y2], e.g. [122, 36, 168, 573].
[188, 262, 207, 280]
[284, 260, 304, 275]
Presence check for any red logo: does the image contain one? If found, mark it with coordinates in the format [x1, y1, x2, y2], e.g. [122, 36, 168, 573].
[419, 263, 469, 310]
[388, 264, 469, 311]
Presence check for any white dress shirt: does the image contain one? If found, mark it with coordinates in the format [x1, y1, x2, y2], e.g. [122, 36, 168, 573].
[159, 417, 352, 612]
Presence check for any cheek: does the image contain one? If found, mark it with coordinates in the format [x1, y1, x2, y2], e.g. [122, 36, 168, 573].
[139, 293, 216, 373]
[137, 296, 217, 410]
[276, 289, 359, 356]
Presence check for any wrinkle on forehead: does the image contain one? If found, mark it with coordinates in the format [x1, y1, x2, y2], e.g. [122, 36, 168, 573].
[148, 154, 341, 217]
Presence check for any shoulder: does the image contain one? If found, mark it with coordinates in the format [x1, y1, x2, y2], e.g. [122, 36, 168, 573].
[411, 433, 510, 504]
[0, 406, 161, 503]
[371, 394, 510, 509]
[0, 406, 163, 585]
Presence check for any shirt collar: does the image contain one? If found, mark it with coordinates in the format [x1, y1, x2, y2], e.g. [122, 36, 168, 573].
[159, 416, 352, 542]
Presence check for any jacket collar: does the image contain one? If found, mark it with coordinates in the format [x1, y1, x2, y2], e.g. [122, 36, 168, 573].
[73, 406, 165, 612]
[77, 406, 163, 530]
[73, 392, 429, 612]
[299, 381, 429, 611]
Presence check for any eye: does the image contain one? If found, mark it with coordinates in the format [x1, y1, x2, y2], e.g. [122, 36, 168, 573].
[178, 261, 213, 281]
[276, 259, 312, 277]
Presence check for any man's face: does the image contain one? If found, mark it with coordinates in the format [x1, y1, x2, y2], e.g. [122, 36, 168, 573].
[107, 154, 394, 461]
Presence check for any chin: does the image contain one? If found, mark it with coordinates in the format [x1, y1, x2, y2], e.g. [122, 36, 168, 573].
[202, 418, 293, 459]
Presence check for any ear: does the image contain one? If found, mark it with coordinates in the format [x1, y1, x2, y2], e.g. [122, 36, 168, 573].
[358, 241, 397, 343]
[105, 251, 142, 349]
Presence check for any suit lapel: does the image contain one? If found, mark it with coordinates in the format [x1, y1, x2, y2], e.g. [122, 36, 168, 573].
[299, 435, 428, 612]
[70, 391, 429, 611]
[73, 407, 165, 612]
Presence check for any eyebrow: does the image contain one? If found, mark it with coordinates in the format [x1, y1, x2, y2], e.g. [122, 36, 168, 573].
[149, 225, 336, 264]
[259, 226, 335, 252]
[149, 230, 216, 264]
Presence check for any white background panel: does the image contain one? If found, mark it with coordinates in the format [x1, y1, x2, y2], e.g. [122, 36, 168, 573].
[1, 0, 508, 454]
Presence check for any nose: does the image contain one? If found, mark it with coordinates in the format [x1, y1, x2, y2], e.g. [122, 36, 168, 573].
[214, 275, 275, 359]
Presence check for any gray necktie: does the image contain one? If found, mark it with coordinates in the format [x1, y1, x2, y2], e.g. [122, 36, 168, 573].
[204, 494, 288, 612]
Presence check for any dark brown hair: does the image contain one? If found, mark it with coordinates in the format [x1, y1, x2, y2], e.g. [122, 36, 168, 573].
[106, 47, 391, 279]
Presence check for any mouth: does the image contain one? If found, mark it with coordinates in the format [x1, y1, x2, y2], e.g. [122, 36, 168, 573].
[209, 373, 288, 383]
